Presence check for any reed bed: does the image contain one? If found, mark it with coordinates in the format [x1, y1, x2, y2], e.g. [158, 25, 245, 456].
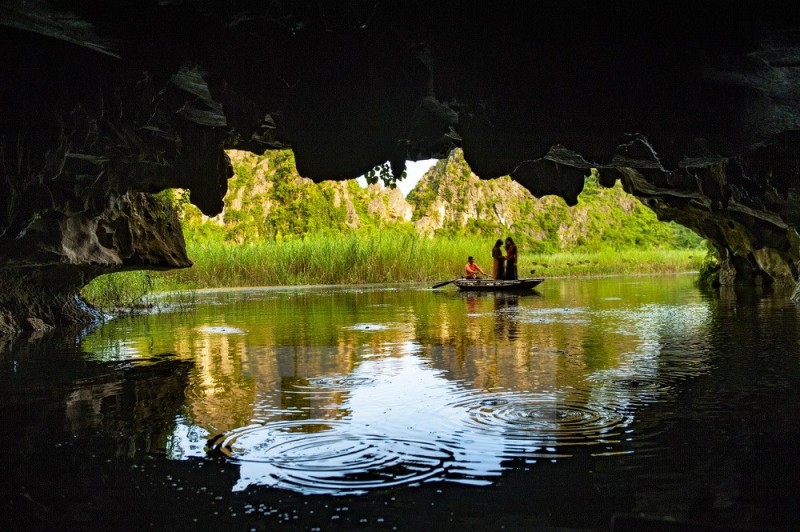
[166, 232, 487, 287]
[82, 232, 704, 310]
[161, 233, 703, 288]
[525, 249, 705, 278]
[80, 270, 196, 313]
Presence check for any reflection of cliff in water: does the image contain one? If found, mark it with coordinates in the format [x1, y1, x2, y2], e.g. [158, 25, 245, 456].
[0, 334, 192, 458]
[75, 284, 709, 440]
[423, 289, 641, 393]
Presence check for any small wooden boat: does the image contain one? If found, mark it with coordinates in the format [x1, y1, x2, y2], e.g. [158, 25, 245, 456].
[452, 277, 544, 292]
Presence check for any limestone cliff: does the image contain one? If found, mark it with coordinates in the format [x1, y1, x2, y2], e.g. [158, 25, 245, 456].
[410, 152, 541, 237]
[409, 150, 694, 252]
[185, 150, 414, 242]
[192, 149, 696, 256]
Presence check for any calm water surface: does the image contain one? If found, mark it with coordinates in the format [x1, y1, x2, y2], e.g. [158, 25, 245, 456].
[2, 276, 797, 530]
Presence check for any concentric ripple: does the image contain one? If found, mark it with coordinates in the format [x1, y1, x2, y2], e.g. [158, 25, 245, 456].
[215, 421, 453, 495]
[282, 375, 377, 399]
[590, 373, 675, 406]
[451, 391, 631, 449]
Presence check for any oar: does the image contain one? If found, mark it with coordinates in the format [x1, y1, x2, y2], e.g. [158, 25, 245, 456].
[432, 278, 458, 289]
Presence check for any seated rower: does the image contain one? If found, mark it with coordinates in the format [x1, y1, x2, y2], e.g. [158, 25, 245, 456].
[464, 256, 486, 279]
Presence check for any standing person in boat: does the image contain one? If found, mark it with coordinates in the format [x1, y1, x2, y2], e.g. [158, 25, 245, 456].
[464, 256, 486, 279]
[491, 239, 506, 280]
[504, 237, 518, 280]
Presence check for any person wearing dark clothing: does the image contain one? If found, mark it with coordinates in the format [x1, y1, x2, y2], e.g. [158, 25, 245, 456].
[491, 239, 506, 280]
[504, 237, 518, 280]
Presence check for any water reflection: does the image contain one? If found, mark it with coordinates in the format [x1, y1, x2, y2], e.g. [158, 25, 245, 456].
[68, 278, 724, 495]
[0, 338, 191, 458]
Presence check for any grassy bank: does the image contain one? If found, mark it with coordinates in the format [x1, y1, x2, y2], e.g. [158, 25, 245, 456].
[82, 232, 705, 310]
[525, 249, 705, 277]
[170, 232, 490, 287]
[80, 270, 197, 314]
[171, 233, 704, 287]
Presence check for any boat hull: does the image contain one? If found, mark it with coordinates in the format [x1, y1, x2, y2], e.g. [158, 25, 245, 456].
[453, 278, 544, 292]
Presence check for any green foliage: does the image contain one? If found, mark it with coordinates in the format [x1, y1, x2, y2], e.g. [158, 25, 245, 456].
[163, 230, 467, 287]
[185, 148, 705, 255]
[152, 233, 704, 289]
[403, 151, 706, 254]
[671, 222, 706, 249]
[81, 271, 156, 311]
[407, 159, 453, 218]
[364, 161, 407, 189]
[81, 270, 197, 314]
[526, 249, 703, 277]
[696, 244, 722, 288]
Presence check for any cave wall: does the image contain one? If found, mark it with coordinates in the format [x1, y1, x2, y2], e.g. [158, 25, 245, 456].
[613, 131, 800, 287]
[1, 1, 800, 331]
[0, 192, 190, 334]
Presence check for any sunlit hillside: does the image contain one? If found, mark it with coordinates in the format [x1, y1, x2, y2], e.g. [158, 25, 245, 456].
[178, 149, 703, 253]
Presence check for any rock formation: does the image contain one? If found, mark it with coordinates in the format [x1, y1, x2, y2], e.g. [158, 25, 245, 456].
[197, 149, 414, 240]
[0, 192, 191, 334]
[1, 1, 799, 331]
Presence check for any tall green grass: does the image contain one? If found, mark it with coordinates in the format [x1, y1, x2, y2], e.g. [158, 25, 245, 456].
[155, 232, 704, 289]
[82, 232, 705, 310]
[81, 270, 196, 313]
[165, 232, 488, 287]
[81, 270, 156, 311]
[525, 249, 704, 277]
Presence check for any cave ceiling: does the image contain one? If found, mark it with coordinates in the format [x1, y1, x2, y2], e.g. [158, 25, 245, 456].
[1, 0, 800, 331]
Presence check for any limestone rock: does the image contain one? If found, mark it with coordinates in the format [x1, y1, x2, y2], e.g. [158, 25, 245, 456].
[0, 192, 190, 333]
[366, 185, 413, 223]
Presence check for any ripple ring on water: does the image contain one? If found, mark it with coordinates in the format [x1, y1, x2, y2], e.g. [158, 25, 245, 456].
[216, 420, 454, 495]
[451, 391, 631, 447]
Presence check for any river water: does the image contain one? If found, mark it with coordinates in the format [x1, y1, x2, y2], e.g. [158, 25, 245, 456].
[1, 275, 797, 530]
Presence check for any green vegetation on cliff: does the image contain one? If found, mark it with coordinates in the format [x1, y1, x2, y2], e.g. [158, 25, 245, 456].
[181, 150, 415, 244]
[179, 148, 702, 254]
[407, 150, 701, 252]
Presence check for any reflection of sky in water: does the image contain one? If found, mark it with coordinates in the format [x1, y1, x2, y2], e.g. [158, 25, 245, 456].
[166, 331, 700, 494]
[606, 303, 711, 337]
[81, 338, 142, 361]
[169, 351, 554, 493]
